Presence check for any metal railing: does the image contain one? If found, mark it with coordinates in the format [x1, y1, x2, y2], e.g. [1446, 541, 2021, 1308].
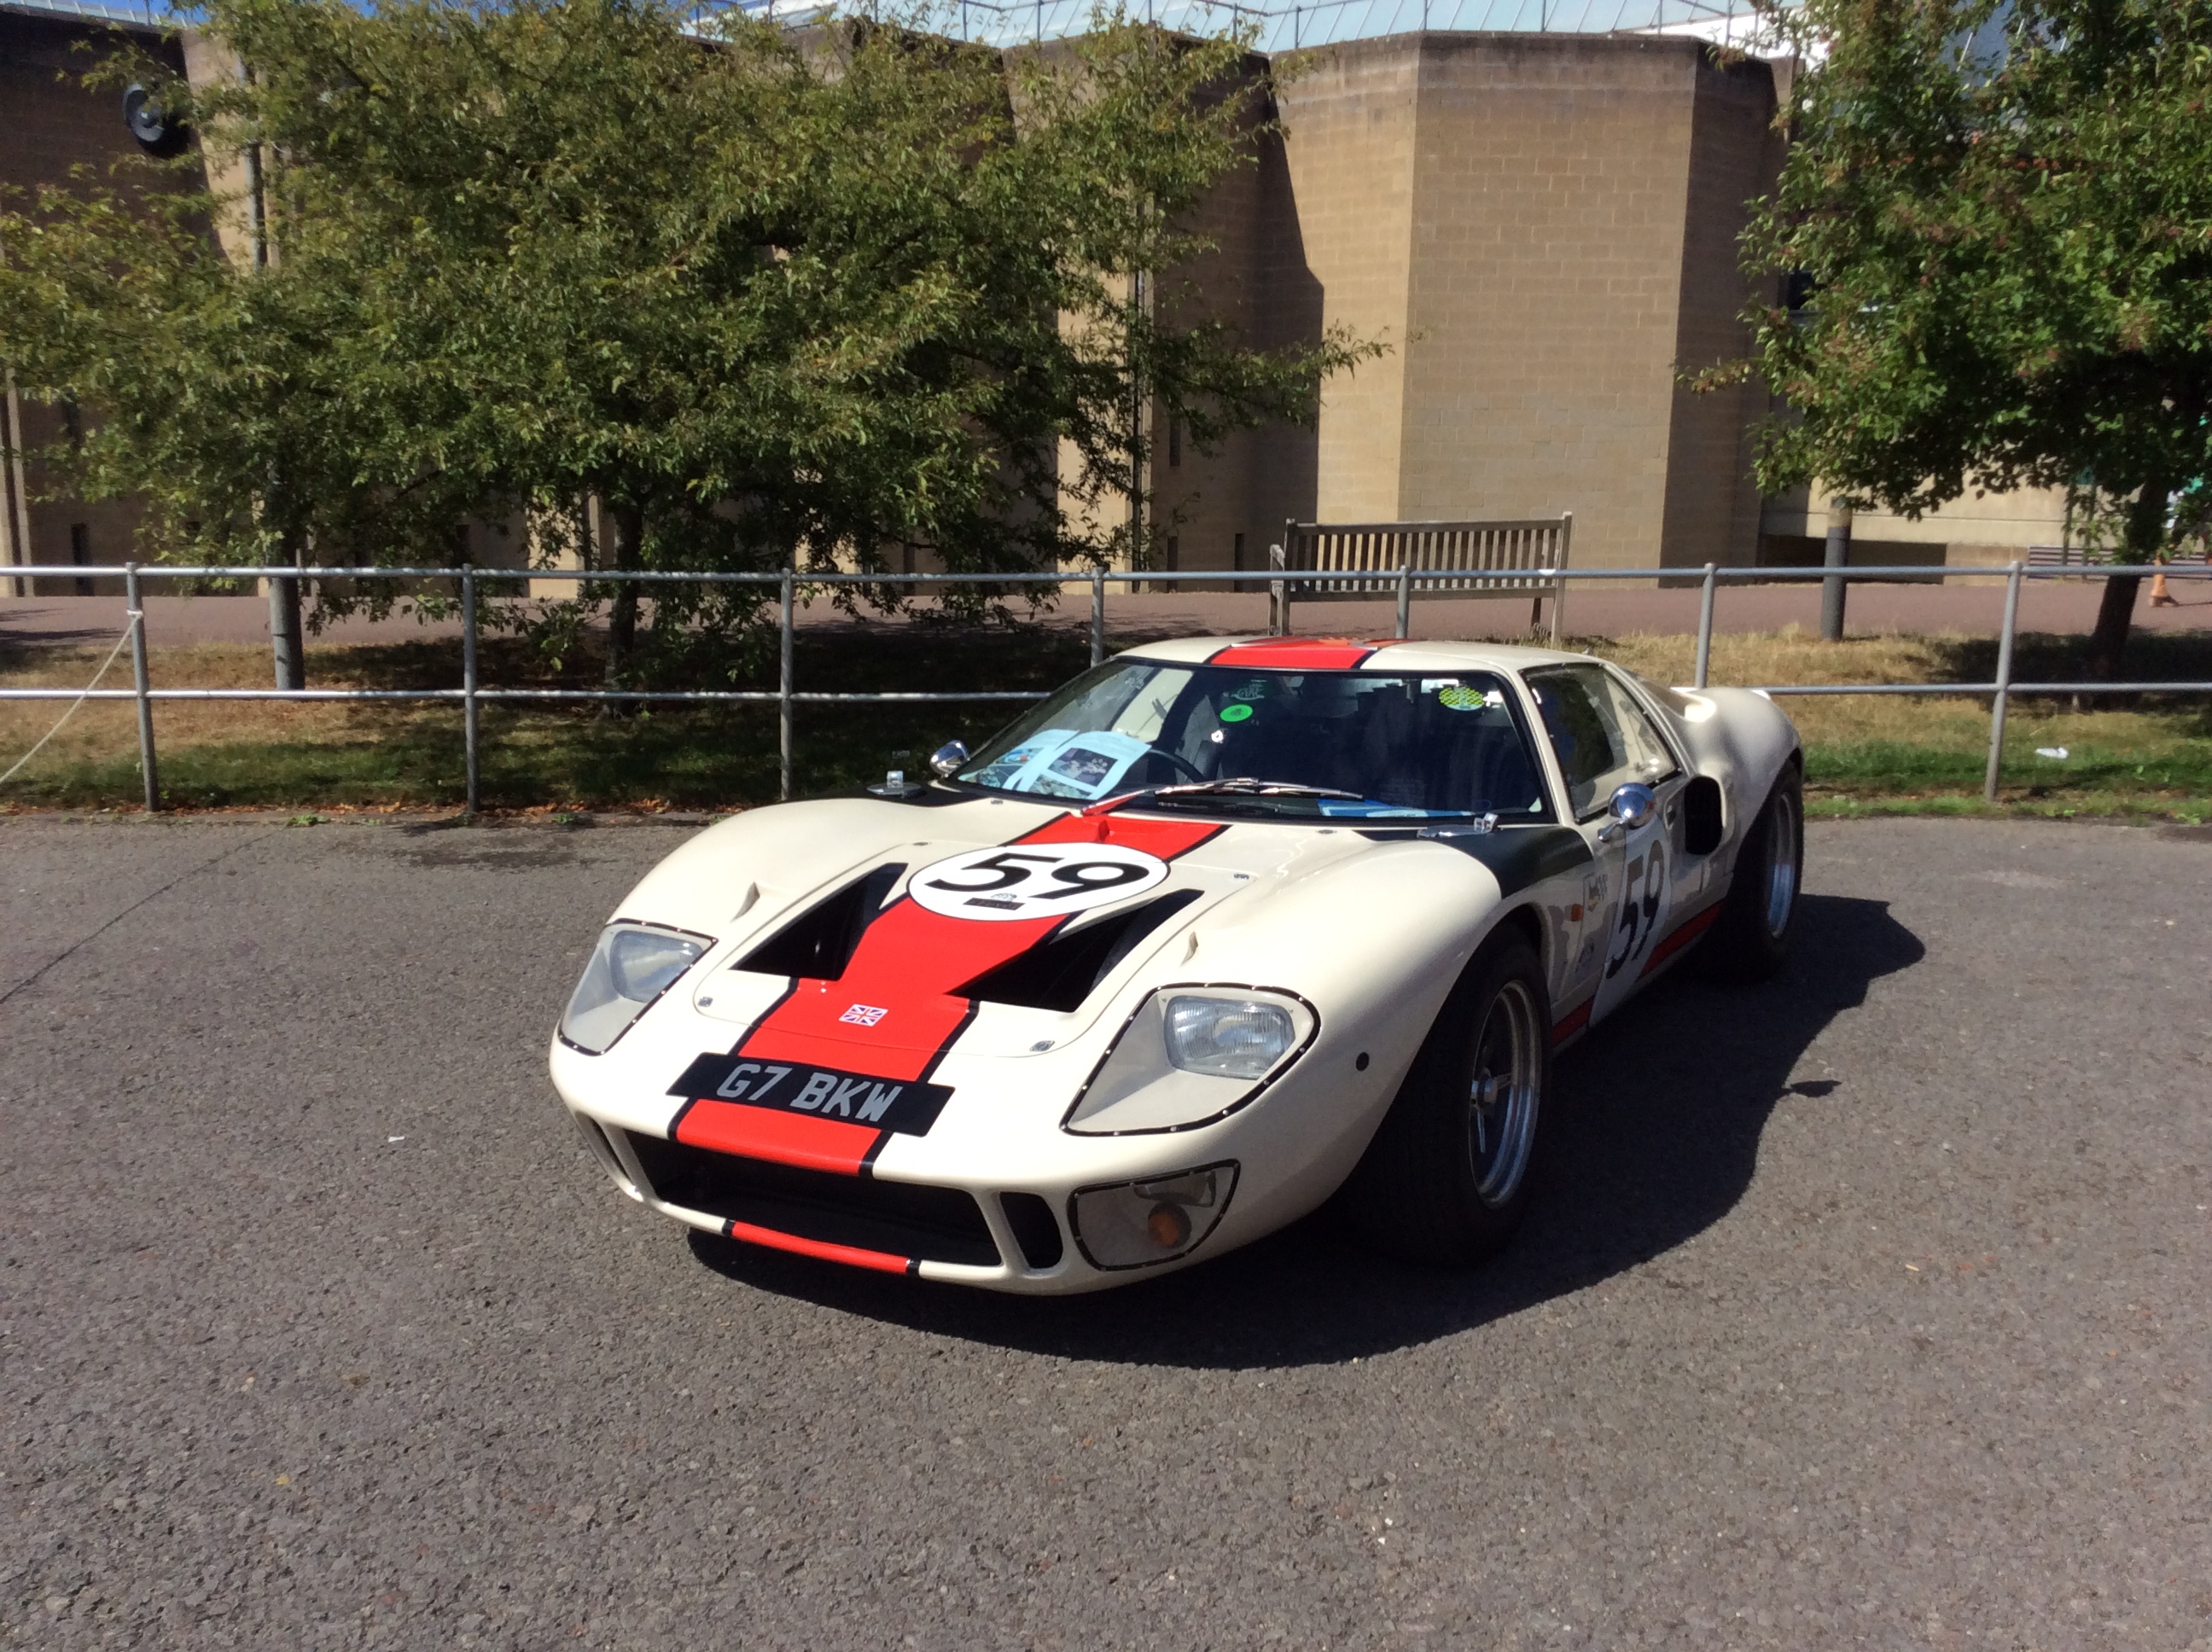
[2, 559, 2206, 813]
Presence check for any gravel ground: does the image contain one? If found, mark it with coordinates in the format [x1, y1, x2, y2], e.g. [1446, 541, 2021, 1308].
[2, 812, 2207, 1650]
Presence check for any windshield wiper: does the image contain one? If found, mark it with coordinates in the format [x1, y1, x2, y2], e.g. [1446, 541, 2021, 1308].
[1091, 777, 1368, 813]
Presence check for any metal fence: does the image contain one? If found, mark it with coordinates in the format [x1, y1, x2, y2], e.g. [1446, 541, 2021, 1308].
[2, 559, 2207, 814]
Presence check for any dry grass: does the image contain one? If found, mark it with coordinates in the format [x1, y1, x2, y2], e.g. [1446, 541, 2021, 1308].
[3, 624, 2206, 817]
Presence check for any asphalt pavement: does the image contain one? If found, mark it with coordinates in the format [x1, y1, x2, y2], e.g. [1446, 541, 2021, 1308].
[2, 813, 2208, 1650]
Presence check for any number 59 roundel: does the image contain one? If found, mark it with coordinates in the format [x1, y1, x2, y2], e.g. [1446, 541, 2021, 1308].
[906, 842, 1170, 922]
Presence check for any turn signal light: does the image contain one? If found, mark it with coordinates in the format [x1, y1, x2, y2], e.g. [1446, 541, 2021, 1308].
[1069, 1163, 1237, 1270]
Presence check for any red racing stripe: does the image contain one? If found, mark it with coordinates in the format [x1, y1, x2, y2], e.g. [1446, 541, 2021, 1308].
[1639, 902, 1722, 979]
[673, 1100, 885, 1175]
[693, 812, 1225, 1175]
[724, 1219, 914, 1275]
[1208, 637, 1381, 671]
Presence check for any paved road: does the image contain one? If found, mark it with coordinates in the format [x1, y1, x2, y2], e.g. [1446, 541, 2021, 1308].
[3, 815, 2208, 1650]
[6, 579, 2210, 654]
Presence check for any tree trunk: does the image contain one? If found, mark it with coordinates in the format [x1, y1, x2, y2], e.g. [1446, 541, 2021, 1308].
[2087, 573, 2140, 680]
[269, 526, 306, 691]
[2086, 472, 2170, 680]
[601, 502, 644, 709]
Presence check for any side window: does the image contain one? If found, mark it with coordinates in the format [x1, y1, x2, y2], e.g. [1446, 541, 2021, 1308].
[1524, 666, 1635, 818]
[1595, 671, 1680, 787]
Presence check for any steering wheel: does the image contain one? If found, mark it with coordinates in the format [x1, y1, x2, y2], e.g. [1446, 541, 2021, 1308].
[1148, 748, 1208, 782]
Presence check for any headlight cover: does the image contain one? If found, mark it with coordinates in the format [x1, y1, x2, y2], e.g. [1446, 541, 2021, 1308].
[560, 922, 711, 1054]
[1070, 1162, 1238, 1269]
[1063, 986, 1316, 1135]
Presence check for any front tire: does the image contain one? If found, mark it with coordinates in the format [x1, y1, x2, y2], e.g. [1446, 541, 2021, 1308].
[1703, 763, 1802, 981]
[1343, 933, 1551, 1267]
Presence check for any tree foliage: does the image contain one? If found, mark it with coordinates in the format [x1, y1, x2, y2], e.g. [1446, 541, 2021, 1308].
[1739, 0, 2212, 666]
[0, 0, 1377, 675]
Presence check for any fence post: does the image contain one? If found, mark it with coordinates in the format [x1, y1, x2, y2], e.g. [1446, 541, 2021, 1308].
[1090, 567, 1106, 668]
[1276, 520, 1295, 635]
[779, 568, 795, 802]
[1820, 502, 1853, 642]
[461, 567, 480, 816]
[125, 561, 159, 813]
[1982, 560, 2023, 805]
[1694, 562, 1717, 690]
[1394, 561, 1412, 640]
[1549, 513, 1571, 649]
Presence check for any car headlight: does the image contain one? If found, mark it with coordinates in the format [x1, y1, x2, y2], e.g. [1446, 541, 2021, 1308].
[1070, 1162, 1238, 1269]
[1063, 987, 1315, 1135]
[1163, 996, 1297, 1078]
[559, 922, 710, 1054]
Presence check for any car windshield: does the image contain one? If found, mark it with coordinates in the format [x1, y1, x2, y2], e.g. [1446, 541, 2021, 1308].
[953, 660, 1551, 820]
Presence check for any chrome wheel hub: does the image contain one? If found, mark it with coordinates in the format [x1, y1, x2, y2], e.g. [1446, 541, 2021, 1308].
[1466, 979, 1541, 1206]
[1763, 789, 1801, 940]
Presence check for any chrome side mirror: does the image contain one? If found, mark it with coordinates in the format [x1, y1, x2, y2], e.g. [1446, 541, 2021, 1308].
[1597, 782, 1656, 841]
[928, 740, 969, 779]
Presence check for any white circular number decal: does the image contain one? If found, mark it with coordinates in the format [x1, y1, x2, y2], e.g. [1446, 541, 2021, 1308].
[910, 842, 1169, 922]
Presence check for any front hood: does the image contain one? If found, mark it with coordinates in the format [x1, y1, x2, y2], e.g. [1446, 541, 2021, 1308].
[609, 794, 1569, 1072]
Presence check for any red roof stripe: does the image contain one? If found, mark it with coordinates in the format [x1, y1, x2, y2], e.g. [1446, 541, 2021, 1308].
[1208, 637, 1380, 671]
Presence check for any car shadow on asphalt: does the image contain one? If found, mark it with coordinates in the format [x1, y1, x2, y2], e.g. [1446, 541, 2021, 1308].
[686, 892, 1925, 1367]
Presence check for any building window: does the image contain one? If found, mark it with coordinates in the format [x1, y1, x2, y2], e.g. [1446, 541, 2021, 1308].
[1165, 535, 1179, 570]
[1167, 418, 1182, 468]
[70, 521, 92, 595]
[1234, 532, 1245, 569]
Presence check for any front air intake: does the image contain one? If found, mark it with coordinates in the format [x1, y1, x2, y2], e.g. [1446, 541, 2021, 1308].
[736, 863, 905, 980]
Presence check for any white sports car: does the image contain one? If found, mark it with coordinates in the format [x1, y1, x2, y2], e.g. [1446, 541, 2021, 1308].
[550, 636, 1802, 1293]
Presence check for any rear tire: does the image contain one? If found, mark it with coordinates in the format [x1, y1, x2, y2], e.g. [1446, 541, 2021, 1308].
[1343, 933, 1551, 1267]
[1703, 764, 1802, 981]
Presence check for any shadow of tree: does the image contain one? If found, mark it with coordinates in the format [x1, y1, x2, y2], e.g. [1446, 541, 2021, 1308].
[685, 891, 1926, 1366]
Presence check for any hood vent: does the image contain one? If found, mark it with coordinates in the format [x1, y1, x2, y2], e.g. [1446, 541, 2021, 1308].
[736, 863, 906, 981]
[958, 889, 1202, 1012]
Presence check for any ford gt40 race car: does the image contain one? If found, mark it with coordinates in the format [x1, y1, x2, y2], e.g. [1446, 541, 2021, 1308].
[550, 636, 1802, 1293]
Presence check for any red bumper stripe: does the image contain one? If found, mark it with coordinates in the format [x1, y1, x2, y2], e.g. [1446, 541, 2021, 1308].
[1208, 637, 1380, 671]
[1640, 902, 1722, 978]
[723, 1219, 913, 1275]
[673, 1100, 884, 1175]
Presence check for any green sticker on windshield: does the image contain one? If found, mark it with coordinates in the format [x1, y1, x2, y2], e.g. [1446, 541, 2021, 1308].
[1438, 685, 1485, 711]
[1219, 702, 1254, 724]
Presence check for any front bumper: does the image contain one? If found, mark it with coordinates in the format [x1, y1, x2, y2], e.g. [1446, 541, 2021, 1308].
[551, 997, 1389, 1295]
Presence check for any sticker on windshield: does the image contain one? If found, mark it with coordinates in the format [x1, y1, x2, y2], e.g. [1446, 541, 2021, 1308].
[1219, 702, 1254, 724]
[909, 842, 1170, 922]
[1437, 684, 1502, 711]
[969, 729, 1150, 800]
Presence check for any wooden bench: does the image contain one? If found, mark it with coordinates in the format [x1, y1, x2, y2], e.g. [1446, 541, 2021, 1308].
[1270, 515, 1573, 644]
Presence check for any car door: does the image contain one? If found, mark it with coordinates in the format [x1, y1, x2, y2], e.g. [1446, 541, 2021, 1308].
[1522, 663, 1685, 1027]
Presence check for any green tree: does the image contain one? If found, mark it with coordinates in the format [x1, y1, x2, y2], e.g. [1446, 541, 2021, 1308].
[2, 0, 1376, 690]
[1738, 0, 2212, 672]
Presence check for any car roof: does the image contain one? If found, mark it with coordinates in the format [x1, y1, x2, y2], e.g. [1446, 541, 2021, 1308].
[1116, 636, 1593, 672]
